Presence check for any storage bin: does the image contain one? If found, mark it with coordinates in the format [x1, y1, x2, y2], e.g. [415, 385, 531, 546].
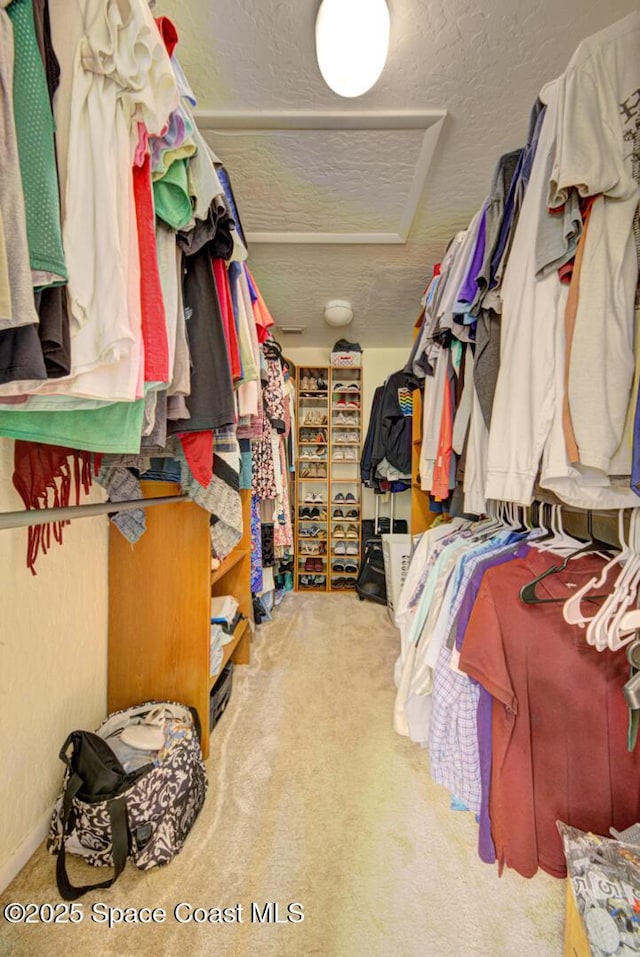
[331, 351, 361, 368]
[209, 662, 234, 731]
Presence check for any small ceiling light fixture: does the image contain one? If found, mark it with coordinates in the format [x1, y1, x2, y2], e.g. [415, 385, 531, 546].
[324, 300, 354, 327]
[315, 0, 391, 98]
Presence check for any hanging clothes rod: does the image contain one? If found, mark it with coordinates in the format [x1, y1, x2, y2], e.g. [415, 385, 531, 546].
[0, 494, 188, 532]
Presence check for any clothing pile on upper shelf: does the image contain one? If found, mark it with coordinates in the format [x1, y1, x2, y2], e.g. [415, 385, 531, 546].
[394, 505, 640, 879]
[0, 0, 293, 579]
[406, 11, 640, 515]
[360, 369, 413, 493]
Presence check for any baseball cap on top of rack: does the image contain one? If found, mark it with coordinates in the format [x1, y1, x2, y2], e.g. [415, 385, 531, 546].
[333, 338, 362, 352]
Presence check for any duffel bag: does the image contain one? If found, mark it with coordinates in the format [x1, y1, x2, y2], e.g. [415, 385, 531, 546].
[47, 700, 207, 900]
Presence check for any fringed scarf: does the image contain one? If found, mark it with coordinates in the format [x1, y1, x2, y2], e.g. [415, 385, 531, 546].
[12, 441, 97, 574]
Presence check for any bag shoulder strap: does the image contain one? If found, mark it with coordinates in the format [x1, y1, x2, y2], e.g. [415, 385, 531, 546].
[55, 770, 130, 901]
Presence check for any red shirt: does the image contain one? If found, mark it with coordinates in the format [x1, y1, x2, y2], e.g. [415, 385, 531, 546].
[460, 549, 640, 878]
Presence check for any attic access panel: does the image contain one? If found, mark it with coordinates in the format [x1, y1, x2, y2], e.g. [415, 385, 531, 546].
[197, 110, 446, 244]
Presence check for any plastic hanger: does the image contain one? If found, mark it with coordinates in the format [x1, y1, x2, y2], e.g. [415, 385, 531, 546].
[535, 504, 586, 556]
[586, 511, 640, 650]
[519, 510, 615, 606]
[563, 511, 628, 629]
[606, 513, 640, 651]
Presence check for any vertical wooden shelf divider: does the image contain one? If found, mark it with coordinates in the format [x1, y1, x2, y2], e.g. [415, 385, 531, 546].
[108, 481, 253, 759]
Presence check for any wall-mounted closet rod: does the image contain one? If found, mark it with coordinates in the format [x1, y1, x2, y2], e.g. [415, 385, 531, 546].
[0, 494, 188, 532]
[530, 489, 633, 549]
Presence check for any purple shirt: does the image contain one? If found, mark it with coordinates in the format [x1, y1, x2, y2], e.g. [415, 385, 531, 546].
[456, 203, 488, 310]
[456, 543, 531, 863]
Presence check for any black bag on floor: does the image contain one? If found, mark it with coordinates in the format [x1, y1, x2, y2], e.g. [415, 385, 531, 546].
[356, 538, 388, 605]
[48, 701, 207, 900]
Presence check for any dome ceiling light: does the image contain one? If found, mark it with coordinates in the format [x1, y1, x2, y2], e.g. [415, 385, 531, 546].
[324, 300, 354, 327]
[315, 0, 391, 99]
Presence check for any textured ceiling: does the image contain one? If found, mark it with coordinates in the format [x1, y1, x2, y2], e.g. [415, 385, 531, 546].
[159, 0, 640, 347]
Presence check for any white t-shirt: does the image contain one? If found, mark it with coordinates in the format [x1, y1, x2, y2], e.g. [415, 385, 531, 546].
[548, 12, 640, 474]
[485, 80, 563, 505]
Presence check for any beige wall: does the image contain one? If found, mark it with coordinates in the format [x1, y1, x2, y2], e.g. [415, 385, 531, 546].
[285, 346, 412, 529]
[0, 438, 109, 890]
[0, 345, 414, 888]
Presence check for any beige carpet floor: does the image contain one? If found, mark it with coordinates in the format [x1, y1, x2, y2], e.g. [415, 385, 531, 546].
[0, 593, 565, 957]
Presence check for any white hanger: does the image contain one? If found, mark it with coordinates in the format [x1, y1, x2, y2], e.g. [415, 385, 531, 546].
[563, 510, 628, 629]
[586, 511, 640, 651]
[607, 512, 640, 651]
[536, 504, 585, 556]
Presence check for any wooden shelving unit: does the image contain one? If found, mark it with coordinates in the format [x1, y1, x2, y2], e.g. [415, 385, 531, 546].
[294, 363, 363, 592]
[108, 482, 253, 759]
[295, 366, 330, 592]
[328, 364, 362, 592]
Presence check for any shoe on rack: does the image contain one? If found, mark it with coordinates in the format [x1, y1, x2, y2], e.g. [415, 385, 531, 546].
[346, 398, 360, 409]
[333, 524, 346, 538]
[333, 447, 344, 461]
[344, 562, 358, 574]
[313, 558, 324, 572]
[333, 541, 346, 555]
[334, 492, 345, 503]
[316, 375, 327, 391]
[344, 492, 357, 502]
[313, 574, 326, 586]
[345, 542, 359, 556]
[345, 524, 358, 539]
[345, 382, 360, 392]
[333, 508, 344, 518]
[345, 508, 359, 518]
[332, 381, 345, 391]
[332, 561, 345, 573]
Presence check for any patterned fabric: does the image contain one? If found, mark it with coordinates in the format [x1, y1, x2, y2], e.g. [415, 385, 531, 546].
[97, 462, 146, 545]
[48, 701, 207, 874]
[261, 523, 275, 567]
[250, 493, 263, 594]
[264, 357, 286, 431]
[251, 422, 277, 500]
[273, 440, 293, 555]
[429, 643, 481, 814]
[178, 429, 243, 561]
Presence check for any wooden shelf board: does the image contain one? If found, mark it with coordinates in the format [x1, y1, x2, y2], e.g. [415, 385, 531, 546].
[211, 548, 248, 586]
